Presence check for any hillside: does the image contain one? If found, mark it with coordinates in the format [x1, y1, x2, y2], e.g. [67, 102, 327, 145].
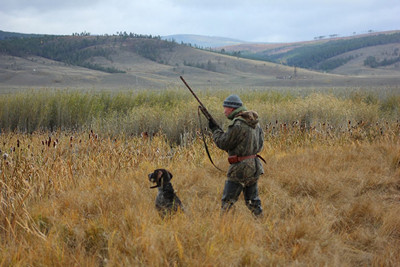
[221, 30, 400, 74]
[0, 32, 399, 91]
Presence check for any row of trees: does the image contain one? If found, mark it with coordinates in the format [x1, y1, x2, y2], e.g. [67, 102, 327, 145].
[317, 55, 358, 71]
[364, 56, 400, 68]
[132, 38, 177, 62]
[183, 60, 217, 72]
[312, 30, 375, 41]
[313, 34, 339, 40]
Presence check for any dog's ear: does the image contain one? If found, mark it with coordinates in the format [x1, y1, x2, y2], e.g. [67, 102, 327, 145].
[156, 170, 163, 180]
[168, 171, 173, 180]
[156, 170, 163, 187]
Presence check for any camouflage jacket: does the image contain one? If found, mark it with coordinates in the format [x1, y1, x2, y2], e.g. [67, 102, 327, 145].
[212, 106, 264, 185]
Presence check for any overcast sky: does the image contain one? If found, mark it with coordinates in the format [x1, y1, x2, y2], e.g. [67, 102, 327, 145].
[1, 0, 399, 43]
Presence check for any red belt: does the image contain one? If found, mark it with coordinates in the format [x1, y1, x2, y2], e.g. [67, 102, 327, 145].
[228, 154, 266, 164]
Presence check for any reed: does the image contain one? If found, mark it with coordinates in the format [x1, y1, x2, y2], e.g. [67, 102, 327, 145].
[1, 88, 399, 144]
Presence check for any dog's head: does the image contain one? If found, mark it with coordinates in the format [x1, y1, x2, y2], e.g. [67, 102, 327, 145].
[148, 169, 173, 189]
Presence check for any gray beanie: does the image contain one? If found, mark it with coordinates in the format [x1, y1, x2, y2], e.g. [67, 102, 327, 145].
[223, 94, 243, 108]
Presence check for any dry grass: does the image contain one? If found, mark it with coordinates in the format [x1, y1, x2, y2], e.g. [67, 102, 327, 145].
[1, 89, 400, 145]
[1, 126, 399, 266]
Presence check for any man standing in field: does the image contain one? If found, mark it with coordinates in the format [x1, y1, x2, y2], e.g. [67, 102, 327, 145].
[208, 94, 264, 217]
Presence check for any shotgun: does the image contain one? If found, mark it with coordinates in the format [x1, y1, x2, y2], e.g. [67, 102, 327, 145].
[180, 76, 221, 130]
[180, 76, 225, 172]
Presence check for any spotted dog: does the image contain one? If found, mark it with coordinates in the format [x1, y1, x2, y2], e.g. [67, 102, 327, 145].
[148, 169, 184, 218]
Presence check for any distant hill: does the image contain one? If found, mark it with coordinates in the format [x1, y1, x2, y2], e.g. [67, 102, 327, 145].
[162, 34, 248, 48]
[0, 31, 399, 90]
[221, 30, 400, 74]
[0, 30, 47, 40]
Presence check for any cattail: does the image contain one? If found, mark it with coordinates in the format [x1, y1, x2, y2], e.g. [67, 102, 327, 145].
[141, 131, 149, 139]
[17, 139, 20, 148]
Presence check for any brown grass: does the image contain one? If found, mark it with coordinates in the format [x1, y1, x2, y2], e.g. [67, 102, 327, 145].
[1, 128, 400, 266]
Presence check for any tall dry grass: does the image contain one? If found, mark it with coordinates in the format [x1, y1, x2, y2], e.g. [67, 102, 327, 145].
[1, 88, 400, 144]
[1, 122, 400, 266]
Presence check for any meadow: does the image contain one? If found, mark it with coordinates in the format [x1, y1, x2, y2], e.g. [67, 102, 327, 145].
[1, 88, 400, 266]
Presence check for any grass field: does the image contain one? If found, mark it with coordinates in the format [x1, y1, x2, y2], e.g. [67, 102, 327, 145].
[1, 88, 400, 266]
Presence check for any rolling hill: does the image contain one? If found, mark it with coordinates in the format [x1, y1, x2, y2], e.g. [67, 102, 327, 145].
[221, 30, 400, 75]
[0, 31, 399, 91]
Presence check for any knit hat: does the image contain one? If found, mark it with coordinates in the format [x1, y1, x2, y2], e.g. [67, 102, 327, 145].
[223, 94, 243, 109]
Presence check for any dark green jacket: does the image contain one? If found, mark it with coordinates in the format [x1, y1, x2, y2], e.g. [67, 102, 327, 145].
[212, 106, 264, 185]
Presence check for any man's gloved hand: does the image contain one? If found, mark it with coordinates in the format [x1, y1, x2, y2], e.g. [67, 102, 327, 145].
[208, 119, 218, 131]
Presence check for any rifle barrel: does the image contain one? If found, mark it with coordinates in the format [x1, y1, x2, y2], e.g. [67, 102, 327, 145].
[180, 76, 205, 109]
[180, 76, 220, 129]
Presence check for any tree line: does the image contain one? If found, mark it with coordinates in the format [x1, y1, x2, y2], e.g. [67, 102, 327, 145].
[364, 56, 400, 68]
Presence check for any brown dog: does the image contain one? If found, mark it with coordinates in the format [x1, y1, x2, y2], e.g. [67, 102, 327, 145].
[148, 169, 184, 218]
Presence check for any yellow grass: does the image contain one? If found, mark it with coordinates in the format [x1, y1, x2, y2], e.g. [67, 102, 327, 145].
[1, 127, 400, 266]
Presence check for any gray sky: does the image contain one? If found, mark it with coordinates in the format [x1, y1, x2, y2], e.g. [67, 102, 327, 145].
[1, 0, 399, 42]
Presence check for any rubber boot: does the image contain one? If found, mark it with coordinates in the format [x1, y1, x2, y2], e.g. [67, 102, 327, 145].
[221, 180, 243, 214]
[244, 182, 263, 217]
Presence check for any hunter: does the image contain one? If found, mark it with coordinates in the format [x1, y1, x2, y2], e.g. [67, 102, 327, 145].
[208, 94, 264, 217]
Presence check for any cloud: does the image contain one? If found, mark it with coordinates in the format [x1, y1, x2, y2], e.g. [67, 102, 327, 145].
[0, 0, 399, 42]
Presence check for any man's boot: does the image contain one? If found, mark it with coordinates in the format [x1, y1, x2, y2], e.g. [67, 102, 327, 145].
[221, 180, 243, 214]
[244, 182, 263, 217]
